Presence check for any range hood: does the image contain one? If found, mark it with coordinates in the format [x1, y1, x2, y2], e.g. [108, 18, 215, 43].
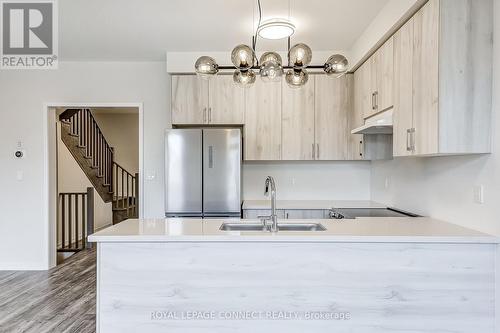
[351, 109, 393, 135]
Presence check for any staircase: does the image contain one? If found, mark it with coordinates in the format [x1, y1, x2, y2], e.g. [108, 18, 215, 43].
[59, 109, 138, 224]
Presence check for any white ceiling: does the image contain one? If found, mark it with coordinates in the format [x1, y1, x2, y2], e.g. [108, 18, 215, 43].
[59, 0, 389, 61]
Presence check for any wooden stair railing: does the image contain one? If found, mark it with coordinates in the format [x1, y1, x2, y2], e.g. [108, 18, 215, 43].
[60, 109, 114, 195]
[58, 187, 94, 252]
[113, 162, 139, 223]
[59, 108, 139, 225]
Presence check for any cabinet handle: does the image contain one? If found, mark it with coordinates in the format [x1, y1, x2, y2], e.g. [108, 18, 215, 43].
[312, 143, 315, 160]
[406, 129, 411, 151]
[203, 107, 207, 123]
[208, 107, 212, 123]
[407, 128, 416, 152]
[359, 140, 363, 157]
[371, 93, 375, 110]
[411, 128, 416, 152]
[286, 212, 289, 219]
[374, 91, 378, 110]
[316, 144, 320, 159]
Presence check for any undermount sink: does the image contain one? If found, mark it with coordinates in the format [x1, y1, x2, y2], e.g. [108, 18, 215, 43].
[219, 223, 267, 232]
[219, 223, 326, 232]
[277, 223, 326, 231]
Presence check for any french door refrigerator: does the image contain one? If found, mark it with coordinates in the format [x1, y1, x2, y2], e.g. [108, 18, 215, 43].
[165, 128, 241, 218]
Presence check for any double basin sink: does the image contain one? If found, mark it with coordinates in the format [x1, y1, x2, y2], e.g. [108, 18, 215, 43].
[220, 222, 326, 232]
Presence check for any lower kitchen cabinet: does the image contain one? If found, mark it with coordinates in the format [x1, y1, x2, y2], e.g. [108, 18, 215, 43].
[283, 209, 329, 219]
[242, 209, 329, 220]
[242, 209, 285, 219]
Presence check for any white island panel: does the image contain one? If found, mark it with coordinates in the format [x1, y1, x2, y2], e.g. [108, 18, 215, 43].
[97, 241, 495, 333]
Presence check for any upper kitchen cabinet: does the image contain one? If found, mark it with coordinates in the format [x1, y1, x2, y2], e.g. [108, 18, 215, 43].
[354, 60, 372, 120]
[314, 74, 353, 160]
[394, 0, 493, 156]
[371, 37, 394, 115]
[356, 37, 394, 120]
[171, 75, 245, 125]
[171, 75, 208, 125]
[393, 17, 414, 157]
[208, 75, 245, 124]
[281, 76, 315, 160]
[244, 79, 282, 160]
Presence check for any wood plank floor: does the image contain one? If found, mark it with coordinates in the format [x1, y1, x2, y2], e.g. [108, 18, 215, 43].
[0, 249, 96, 333]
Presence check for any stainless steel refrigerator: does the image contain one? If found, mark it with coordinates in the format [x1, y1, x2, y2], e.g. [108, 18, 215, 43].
[165, 128, 241, 218]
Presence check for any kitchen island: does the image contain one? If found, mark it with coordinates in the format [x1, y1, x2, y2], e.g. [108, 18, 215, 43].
[89, 218, 499, 333]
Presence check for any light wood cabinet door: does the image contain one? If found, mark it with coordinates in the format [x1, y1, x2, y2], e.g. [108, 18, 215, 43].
[243, 209, 285, 219]
[171, 75, 208, 125]
[366, 37, 394, 118]
[314, 75, 350, 160]
[208, 75, 245, 124]
[244, 79, 282, 160]
[376, 36, 394, 112]
[284, 209, 328, 219]
[413, 0, 439, 155]
[355, 60, 373, 119]
[393, 18, 414, 157]
[281, 77, 315, 160]
[348, 73, 364, 160]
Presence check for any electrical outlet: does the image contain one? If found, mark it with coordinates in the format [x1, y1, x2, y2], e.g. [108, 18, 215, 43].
[473, 185, 484, 204]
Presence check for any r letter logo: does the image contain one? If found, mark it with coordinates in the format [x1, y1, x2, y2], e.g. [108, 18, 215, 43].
[1, 0, 58, 69]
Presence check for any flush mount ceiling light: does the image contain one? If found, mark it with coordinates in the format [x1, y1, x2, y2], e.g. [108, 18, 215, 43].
[258, 19, 295, 40]
[194, 0, 349, 88]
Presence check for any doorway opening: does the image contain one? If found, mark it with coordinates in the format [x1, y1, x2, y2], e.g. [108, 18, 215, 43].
[44, 103, 143, 267]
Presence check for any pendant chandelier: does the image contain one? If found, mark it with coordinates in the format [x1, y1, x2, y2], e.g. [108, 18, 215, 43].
[194, 0, 349, 88]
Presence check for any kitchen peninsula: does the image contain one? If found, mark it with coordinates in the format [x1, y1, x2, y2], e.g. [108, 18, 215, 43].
[89, 218, 498, 333]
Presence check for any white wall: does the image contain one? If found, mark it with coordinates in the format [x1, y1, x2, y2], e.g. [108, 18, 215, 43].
[93, 112, 139, 174]
[370, 1, 500, 236]
[0, 61, 168, 270]
[243, 162, 371, 200]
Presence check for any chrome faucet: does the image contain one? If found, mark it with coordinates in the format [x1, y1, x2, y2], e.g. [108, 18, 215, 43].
[264, 176, 278, 232]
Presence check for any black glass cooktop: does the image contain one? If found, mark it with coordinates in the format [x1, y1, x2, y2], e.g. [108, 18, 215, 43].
[330, 208, 419, 219]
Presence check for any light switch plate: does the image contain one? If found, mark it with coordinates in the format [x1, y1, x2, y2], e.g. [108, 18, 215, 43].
[473, 185, 484, 204]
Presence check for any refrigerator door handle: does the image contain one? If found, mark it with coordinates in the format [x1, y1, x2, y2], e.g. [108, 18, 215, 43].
[208, 146, 214, 168]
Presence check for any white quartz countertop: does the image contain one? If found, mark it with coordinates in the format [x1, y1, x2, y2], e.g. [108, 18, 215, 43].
[242, 200, 386, 210]
[88, 218, 498, 244]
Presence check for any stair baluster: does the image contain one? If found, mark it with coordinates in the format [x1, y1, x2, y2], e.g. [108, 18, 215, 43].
[59, 108, 139, 225]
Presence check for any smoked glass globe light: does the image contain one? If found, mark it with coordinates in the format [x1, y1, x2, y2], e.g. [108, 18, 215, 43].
[285, 69, 308, 88]
[194, 56, 218, 77]
[288, 43, 312, 69]
[324, 54, 349, 75]
[259, 52, 283, 82]
[233, 69, 256, 87]
[231, 44, 255, 69]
